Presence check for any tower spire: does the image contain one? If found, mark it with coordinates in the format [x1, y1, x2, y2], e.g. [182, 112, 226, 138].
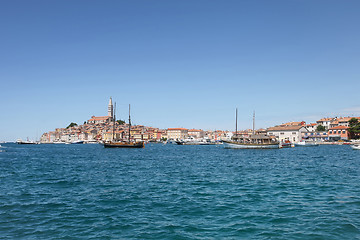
[108, 97, 114, 119]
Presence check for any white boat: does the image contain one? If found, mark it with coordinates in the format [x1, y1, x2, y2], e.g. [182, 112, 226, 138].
[16, 138, 38, 144]
[295, 141, 319, 147]
[176, 137, 216, 145]
[71, 140, 84, 144]
[351, 144, 360, 150]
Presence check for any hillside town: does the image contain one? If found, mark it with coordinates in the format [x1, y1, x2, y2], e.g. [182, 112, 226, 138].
[40, 98, 360, 144]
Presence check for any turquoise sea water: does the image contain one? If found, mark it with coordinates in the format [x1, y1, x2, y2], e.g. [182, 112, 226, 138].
[0, 143, 359, 239]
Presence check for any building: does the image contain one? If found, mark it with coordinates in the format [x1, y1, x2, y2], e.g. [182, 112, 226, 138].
[267, 125, 308, 143]
[316, 118, 335, 130]
[302, 131, 328, 142]
[167, 128, 188, 140]
[87, 97, 114, 124]
[328, 126, 350, 141]
[188, 129, 204, 139]
[305, 123, 317, 132]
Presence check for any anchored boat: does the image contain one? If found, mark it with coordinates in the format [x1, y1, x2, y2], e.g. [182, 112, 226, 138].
[223, 109, 279, 149]
[103, 104, 145, 148]
[350, 144, 360, 150]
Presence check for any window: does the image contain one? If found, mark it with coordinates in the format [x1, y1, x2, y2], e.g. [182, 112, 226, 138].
[338, 130, 341, 134]
[342, 130, 346, 134]
[292, 132, 296, 135]
[280, 132, 284, 135]
[329, 130, 332, 134]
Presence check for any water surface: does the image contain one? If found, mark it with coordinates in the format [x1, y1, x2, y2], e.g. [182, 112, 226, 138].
[0, 143, 359, 239]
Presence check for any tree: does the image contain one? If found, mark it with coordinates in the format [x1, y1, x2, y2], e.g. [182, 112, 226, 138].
[116, 120, 125, 125]
[66, 122, 78, 129]
[316, 125, 326, 132]
[348, 118, 360, 139]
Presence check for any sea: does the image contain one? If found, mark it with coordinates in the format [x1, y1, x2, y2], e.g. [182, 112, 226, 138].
[0, 143, 359, 239]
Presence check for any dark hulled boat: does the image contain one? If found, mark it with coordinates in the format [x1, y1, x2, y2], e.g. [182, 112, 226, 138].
[104, 141, 144, 148]
[103, 104, 145, 149]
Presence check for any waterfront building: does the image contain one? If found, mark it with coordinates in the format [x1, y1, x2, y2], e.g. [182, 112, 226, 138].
[188, 129, 204, 139]
[302, 131, 328, 142]
[267, 125, 308, 143]
[167, 128, 188, 140]
[328, 126, 350, 141]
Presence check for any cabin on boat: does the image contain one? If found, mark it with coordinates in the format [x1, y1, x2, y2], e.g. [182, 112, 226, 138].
[232, 134, 278, 145]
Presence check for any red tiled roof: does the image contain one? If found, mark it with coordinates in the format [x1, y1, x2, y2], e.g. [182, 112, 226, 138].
[89, 116, 111, 121]
[267, 125, 305, 131]
[188, 129, 201, 132]
[329, 126, 349, 130]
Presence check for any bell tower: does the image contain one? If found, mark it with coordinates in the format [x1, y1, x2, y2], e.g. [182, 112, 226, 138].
[108, 97, 114, 119]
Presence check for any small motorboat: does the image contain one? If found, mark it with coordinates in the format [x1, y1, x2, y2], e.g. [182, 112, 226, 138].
[350, 144, 360, 150]
[295, 141, 319, 147]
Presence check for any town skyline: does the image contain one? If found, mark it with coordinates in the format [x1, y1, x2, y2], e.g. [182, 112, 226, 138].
[1, 1, 360, 141]
[37, 98, 359, 144]
[11, 97, 360, 142]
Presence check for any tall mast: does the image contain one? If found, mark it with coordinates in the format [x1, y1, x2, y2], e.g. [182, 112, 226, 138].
[235, 108, 238, 137]
[128, 104, 131, 142]
[253, 110, 255, 135]
[112, 102, 116, 141]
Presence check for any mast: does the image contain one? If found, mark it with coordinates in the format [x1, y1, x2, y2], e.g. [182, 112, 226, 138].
[128, 104, 131, 142]
[235, 108, 238, 138]
[253, 110, 255, 135]
[112, 102, 116, 141]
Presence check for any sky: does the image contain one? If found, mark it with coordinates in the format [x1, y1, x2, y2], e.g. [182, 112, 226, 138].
[1, 0, 360, 141]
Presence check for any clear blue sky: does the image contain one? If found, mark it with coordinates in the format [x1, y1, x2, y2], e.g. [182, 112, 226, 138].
[1, 0, 360, 141]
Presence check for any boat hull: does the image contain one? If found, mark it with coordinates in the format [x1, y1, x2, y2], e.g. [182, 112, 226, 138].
[223, 141, 280, 149]
[295, 142, 319, 147]
[351, 144, 360, 150]
[103, 142, 145, 148]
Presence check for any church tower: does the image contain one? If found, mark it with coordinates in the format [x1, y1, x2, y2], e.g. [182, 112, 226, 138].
[108, 97, 114, 119]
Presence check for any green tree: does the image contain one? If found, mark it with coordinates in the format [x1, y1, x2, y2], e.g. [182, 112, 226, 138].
[316, 125, 326, 131]
[348, 118, 360, 139]
[117, 120, 125, 125]
[66, 122, 78, 129]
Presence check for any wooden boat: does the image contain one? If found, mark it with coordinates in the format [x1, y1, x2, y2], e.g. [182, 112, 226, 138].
[104, 104, 145, 148]
[104, 141, 144, 148]
[223, 109, 280, 149]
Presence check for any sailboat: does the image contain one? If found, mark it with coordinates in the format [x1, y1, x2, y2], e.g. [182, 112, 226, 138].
[103, 104, 145, 148]
[223, 109, 280, 149]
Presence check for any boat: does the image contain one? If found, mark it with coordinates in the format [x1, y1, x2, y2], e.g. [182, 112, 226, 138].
[280, 140, 293, 148]
[71, 140, 84, 144]
[176, 138, 216, 145]
[104, 104, 145, 148]
[350, 144, 360, 150]
[295, 141, 319, 147]
[16, 138, 38, 144]
[223, 109, 280, 149]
